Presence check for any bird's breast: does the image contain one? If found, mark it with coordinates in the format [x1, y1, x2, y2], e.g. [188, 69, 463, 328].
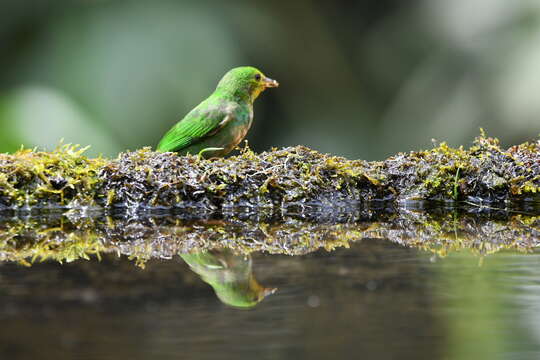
[230, 121, 250, 146]
[222, 109, 251, 150]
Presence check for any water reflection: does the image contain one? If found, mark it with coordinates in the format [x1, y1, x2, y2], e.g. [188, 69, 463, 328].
[0, 208, 537, 265]
[0, 209, 538, 359]
[180, 249, 276, 308]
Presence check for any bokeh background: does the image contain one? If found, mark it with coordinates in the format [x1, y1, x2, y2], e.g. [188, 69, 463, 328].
[1, 0, 539, 160]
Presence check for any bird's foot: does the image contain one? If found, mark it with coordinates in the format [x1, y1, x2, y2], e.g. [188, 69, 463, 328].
[197, 147, 224, 159]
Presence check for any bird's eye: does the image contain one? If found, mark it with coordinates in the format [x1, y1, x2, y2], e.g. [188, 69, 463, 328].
[254, 74, 261, 81]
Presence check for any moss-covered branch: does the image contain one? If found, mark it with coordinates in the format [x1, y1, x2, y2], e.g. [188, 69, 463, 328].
[0, 135, 539, 213]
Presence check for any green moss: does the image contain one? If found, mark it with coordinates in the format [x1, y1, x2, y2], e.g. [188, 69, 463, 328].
[0, 144, 106, 208]
[0, 134, 538, 211]
[0, 134, 536, 268]
[382, 135, 539, 203]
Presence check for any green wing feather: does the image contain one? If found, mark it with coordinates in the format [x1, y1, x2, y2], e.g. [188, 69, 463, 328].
[157, 100, 233, 152]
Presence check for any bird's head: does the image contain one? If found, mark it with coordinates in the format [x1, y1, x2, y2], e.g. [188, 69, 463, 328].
[216, 66, 278, 103]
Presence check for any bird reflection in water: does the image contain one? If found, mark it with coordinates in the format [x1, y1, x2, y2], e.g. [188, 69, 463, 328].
[180, 249, 276, 308]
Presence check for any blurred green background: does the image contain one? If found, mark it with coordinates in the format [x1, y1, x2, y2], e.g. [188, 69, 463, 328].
[1, 0, 539, 160]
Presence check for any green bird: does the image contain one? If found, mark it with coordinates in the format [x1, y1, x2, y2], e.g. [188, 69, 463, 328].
[157, 66, 279, 158]
[180, 249, 276, 308]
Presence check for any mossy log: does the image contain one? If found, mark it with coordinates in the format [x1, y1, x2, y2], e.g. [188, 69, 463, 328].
[0, 135, 539, 214]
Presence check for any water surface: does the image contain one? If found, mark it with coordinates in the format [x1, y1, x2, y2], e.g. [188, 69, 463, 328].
[0, 210, 539, 359]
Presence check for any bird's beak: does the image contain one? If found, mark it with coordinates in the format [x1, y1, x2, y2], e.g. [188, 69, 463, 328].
[263, 76, 279, 88]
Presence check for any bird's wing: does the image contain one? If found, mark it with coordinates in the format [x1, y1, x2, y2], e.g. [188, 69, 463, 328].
[157, 103, 235, 152]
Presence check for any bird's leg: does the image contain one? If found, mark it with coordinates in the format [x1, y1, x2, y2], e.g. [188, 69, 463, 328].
[197, 147, 224, 159]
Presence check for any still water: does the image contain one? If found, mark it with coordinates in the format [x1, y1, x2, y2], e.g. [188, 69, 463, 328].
[0, 211, 539, 360]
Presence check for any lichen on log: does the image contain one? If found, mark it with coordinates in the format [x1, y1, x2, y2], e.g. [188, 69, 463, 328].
[0, 134, 539, 213]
